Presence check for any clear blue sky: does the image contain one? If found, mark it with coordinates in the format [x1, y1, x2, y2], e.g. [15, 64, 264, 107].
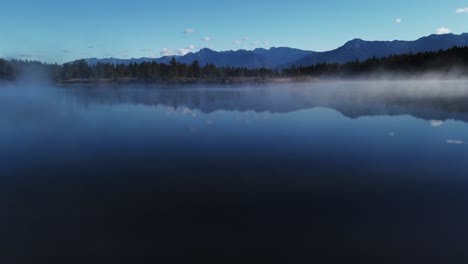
[1, 0, 468, 63]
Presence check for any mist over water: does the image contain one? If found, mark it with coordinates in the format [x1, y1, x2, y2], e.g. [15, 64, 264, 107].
[1, 81, 468, 263]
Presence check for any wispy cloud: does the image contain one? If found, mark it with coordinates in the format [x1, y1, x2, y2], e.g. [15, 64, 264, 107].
[181, 107, 197, 118]
[120, 51, 129, 58]
[430, 120, 444, 127]
[232, 37, 251, 46]
[395, 18, 402, 23]
[184, 29, 195, 34]
[178, 49, 190, 56]
[233, 38, 270, 47]
[202, 36, 211, 42]
[446, 139, 464, 145]
[160, 48, 175, 56]
[61, 49, 72, 53]
[436, 27, 451, 34]
[456, 7, 468, 13]
[177, 44, 196, 56]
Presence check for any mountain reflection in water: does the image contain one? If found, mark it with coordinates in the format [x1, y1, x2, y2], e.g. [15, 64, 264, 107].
[65, 80, 468, 123]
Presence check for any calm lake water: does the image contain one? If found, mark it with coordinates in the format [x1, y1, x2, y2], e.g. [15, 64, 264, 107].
[1, 80, 468, 263]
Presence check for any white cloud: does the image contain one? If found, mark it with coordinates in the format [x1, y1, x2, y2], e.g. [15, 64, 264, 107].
[233, 37, 253, 46]
[446, 139, 464, 145]
[177, 48, 196, 56]
[264, 40, 270, 45]
[177, 45, 196, 56]
[395, 18, 402, 23]
[430, 120, 444, 127]
[184, 29, 195, 34]
[160, 48, 175, 56]
[180, 107, 197, 118]
[178, 48, 190, 56]
[202, 36, 211, 42]
[456, 7, 468, 13]
[436, 27, 451, 35]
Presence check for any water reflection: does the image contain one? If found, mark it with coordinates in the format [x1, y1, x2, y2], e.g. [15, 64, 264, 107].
[1, 81, 468, 262]
[446, 139, 464, 144]
[430, 120, 445, 127]
[62, 81, 468, 123]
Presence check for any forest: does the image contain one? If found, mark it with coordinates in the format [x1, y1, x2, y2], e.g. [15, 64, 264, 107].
[283, 46, 468, 78]
[1, 46, 468, 83]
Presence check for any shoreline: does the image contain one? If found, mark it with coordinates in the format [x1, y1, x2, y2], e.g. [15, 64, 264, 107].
[55, 75, 468, 87]
[56, 77, 307, 86]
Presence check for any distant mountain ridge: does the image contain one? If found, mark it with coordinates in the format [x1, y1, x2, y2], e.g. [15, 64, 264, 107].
[286, 33, 468, 67]
[85, 47, 314, 69]
[168, 47, 314, 68]
[84, 33, 468, 69]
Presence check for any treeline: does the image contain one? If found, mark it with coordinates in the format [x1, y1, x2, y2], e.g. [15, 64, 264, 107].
[0, 59, 16, 80]
[1, 57, 276, 83]
[83, 58, 276, 82]
[2, 46, 468, 83]
[0, 59, 61, 82]
[283, 46, 468, 78]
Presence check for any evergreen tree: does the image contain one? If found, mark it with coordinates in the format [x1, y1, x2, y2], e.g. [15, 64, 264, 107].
[191, 60, 200, 78]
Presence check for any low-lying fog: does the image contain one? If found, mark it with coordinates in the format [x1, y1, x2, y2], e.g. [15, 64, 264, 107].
[2, 79, 468, 123]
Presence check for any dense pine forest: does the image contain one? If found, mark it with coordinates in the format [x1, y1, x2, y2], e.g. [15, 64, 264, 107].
[1, 46, 468, 84]
[283, 46, 468, 78]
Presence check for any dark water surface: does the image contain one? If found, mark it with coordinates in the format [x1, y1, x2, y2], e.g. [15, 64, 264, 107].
[1, 81, 468, 263]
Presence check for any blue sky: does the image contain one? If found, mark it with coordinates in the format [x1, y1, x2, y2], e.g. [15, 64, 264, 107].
[1, 0, 468, 63]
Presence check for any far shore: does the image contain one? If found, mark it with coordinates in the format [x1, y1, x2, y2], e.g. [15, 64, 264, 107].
[54, 75, 468, 87]
[56, 76, 316, 86]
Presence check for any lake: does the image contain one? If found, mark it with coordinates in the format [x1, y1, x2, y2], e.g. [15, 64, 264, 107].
[1, 80, 468, 263]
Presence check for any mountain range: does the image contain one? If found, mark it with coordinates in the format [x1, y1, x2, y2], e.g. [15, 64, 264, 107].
[85, 33, 468, 69]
